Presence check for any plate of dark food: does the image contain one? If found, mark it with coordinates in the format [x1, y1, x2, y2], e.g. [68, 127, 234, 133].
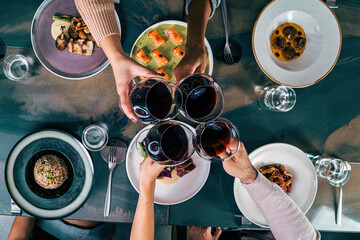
[126, 124, 211, 205]
[5, 130, 94, 219]
[130, 20, 213, 82]
[233, 143, 317, 227]
[31, 0, 120, 80]
[252, 0, 341, 87]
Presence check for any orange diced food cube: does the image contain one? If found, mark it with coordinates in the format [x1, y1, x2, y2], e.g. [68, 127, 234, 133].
[148, 30, 165, 47]
[166, 28, 183, 44]
[156, 68, 170, 80]
[135, 49, 150, 65]
[172, 46, 185, 60]
[151, 48, 168, 66]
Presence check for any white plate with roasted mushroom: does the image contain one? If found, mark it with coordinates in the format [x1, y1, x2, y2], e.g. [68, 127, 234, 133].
[126, 124, 211, 205]
[31, 0, 120, 80]
[233, 143, 317, 227]
[253, 0, 341, 87]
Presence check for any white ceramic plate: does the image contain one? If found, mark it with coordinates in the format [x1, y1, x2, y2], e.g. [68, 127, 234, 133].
[130, 20, 213, 82]
[233, 143, 318, 227]
[253, 0, 341, 87]
[126, 124, 211, 205]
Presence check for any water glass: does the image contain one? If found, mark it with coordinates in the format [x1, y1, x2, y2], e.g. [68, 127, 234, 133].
[130, 77, 182, 124]
[82, 124, 109, 151]
[178, 74, 224, 123]
[3, 54, 30, 81]
[310, 155, 349, 185]
[195, 117, 240, 161]
[258, 85, 296, 112]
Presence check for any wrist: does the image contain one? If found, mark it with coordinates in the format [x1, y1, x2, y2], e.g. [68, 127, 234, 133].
[238, 168, 258, 184]
[139, 180, 156, 194]
[185, 42, 205, 52]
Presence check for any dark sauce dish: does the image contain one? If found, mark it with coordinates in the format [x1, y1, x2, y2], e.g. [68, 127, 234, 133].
[5, 130, 94, 219]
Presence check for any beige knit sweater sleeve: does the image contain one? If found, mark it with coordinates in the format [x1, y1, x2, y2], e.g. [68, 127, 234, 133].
[74, 0, 120, 46]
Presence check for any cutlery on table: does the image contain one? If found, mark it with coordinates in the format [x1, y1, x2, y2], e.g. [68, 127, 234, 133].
[221, 0, 234, 65]
[329, 162, 351, 225]
[104, 146, 118, 217]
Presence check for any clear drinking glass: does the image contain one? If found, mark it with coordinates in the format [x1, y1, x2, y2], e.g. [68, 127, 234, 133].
[195, 117, 240, 161]
[178, 74, 224, 123]
[82, 124, 109, 151]
[130, 77, 182, 124]
[142, 121, 195, 166]
[309, 154, 349, 185]
[3, 54, 30, 81]
[258, 85, 296, 112]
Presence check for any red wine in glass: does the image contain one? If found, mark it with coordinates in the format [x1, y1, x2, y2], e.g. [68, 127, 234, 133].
[200, 122, 231, 157]
[179, 74, 224, 123]
[195, 118, 240, 161]
[143, 122, 195, 166]
[130, 78, 181, 124]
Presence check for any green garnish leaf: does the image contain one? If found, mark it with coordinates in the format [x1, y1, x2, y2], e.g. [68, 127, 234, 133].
[41, 161, 45, 164]
[138, 142, 147, 158]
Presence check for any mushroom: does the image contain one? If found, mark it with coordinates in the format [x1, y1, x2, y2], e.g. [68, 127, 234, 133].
[82, 41, 94, 56]
[55, 26, 69, 51]
[78, 30, 88, 39]
[293, 37, 306, 50]
[282, 46, 296, 60]
[272, 36, 286, 50]
[283, 26, 297, 40]
[67, 38, 73, 53]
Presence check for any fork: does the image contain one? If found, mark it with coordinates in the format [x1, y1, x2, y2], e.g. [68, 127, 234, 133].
[221, 0, 234, 65]
[104, 146, 117, 217]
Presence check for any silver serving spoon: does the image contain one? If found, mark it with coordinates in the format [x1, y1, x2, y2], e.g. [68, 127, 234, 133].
[329, 162, 351, 225]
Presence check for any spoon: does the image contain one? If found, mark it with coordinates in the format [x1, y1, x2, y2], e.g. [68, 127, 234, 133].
[101, 139, 127, 217]
[329, 161, 351, 225]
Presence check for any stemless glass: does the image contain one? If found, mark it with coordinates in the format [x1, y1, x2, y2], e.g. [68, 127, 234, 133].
[311, 156, 349, 185]
[195, 117, 240, 161]
[142, 121, 195, 166]
[82, 124, 109, 151]
[178, 73, 224, 123]
[3, 54, 30, 81]
[257, 85, 296, 112]
[130, 77, 182, 124]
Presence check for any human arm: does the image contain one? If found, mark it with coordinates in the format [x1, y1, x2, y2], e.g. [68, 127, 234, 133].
[187, 226, 221, 240]
[130, 156, 164, 240]
[222, 143, 320, 240]
[8, 216, 35, 240]
[75, 0, 158, 122]
[174, 0, 218, 82]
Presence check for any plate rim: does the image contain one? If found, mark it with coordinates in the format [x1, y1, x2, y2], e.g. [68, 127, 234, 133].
[125, 122, 211, 205]
[252, 0, 342, 88]
[30, 0, 121, 80]
[5, 129, 94, 219]
[233, 142, 318, 227]
[129, 20, 214, 78]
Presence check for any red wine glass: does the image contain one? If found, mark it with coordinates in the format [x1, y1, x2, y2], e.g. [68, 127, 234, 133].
[178, 74, 224, 123]
[142, 121, 195, 166]
[195, 118, 240, 161]
[130, 77, 182, 124]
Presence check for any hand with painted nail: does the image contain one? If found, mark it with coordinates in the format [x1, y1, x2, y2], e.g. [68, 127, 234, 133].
[100, 35, 158, 123]
[186, 226, 221, 240]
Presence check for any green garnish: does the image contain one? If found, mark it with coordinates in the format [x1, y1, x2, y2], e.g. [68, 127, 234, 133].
[54, 176, 58, 179]
[138, 142, 147, 158]
[41, 161, 45, 164]
[40, 168, 43, 171]
[52, 15, 71, 22]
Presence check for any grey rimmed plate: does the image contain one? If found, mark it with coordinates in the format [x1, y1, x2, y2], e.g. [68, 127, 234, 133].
[5, 130, 94, 219]
[31, 0, 121, 80]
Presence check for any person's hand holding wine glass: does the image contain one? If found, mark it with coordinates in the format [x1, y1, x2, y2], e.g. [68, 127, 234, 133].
[222, 142, 258, 184]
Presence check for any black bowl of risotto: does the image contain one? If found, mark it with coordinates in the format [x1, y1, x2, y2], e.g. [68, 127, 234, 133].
[5, 130, 94, 219]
